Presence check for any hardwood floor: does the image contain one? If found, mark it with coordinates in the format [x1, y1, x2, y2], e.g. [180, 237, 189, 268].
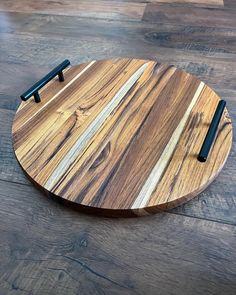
[0, 1, 235, 294]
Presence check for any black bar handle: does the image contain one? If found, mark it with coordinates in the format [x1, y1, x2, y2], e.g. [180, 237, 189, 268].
[198, 100, 226, 162]
[20, 59, 71, 103]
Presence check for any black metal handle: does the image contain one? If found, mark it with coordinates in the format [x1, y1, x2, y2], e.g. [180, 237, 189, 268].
[198, 100, 226, 162]
[20, 59, 71, 103]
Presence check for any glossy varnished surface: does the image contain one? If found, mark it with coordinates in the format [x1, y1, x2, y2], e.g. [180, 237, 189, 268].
[12, 59, 232, 215]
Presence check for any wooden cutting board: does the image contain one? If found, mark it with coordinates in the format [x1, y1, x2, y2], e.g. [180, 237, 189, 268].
[12, 58, 232, 216]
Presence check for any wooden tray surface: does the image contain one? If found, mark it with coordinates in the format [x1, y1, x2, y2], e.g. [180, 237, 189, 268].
[12, 58, 232, 216]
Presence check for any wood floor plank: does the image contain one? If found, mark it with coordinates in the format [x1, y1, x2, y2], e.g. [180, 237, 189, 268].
[0, 109, 30, 185]
[1, 12, 236, 97]
[0, 1, 236, 292]
[0, 62, 51, 111]
[1, 12, 236, 54]
[0, 179, 235, 295]
[0, 0, 146, 21]
[224, 0, 236, 9]
[151, 0, 224, 8]
[143, 3, 236, 28]
[0, 30, 236, 92]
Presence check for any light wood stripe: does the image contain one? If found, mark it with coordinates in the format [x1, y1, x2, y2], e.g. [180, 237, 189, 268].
[86, 69, 202, 210]
[131, 81, 205, 209]
[14, 59, 134, 162]
[44, 62, 149, 190]
[54, 64, 175, 202]
[17, 61, 96, 129]
[13, 63, 93, 134]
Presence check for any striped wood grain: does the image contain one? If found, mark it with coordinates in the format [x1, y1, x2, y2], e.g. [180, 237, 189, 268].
[12, 58, 232, 216]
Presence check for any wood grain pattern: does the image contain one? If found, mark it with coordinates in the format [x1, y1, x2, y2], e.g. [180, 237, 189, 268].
[1, 107, 235, 224]
[143, 3, 236, 28]
[12, 58, 232, 216]
[1, 180, 236, 295]
[0, 0, 146, 21]
[153, 0, 224, 8]
[1, 0, 236, 293]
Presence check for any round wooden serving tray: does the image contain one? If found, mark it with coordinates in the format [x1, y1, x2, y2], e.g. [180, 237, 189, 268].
[12, 58, 232, 216]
